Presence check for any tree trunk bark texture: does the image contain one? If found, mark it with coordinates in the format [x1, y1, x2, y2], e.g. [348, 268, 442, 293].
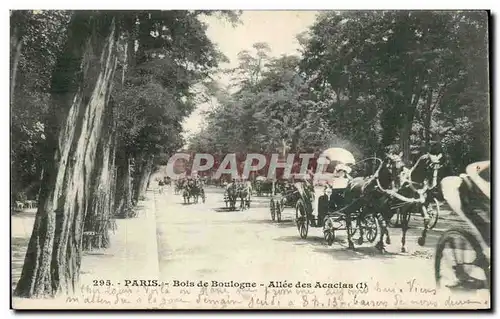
[114, 150, 134, 218]
[82, 112, 116, 251]
[133, 156, 153, 203]
[423, 89, 434, 152]
[400, 120, 411, 164]
[10, 28, 23, 107]
[14, 12, 118, 298]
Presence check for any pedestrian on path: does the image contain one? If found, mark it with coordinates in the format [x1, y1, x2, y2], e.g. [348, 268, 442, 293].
[158, 179, 165, 194]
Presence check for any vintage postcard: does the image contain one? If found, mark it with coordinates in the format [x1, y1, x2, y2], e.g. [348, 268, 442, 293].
[10, 9, 491, 310]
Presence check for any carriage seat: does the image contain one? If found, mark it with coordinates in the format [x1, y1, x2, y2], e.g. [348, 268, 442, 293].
[317, 187, 347, 227]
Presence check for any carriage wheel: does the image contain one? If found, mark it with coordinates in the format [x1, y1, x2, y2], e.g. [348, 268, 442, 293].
[362, 214, 379, 243]
[435, 227, 490, 292]
[270, 199, 276, 221]
[427, 198, 440, 230]
[296, 201, 309, 239]
[323, 217, 336, 246]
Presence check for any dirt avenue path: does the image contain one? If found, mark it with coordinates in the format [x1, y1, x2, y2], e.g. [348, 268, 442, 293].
[153, 185, 489, 309]
[11, 185, 489, 309]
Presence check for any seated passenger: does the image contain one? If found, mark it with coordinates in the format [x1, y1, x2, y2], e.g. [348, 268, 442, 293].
[334, 163, 353, 180]
[318, 186, 332, 227]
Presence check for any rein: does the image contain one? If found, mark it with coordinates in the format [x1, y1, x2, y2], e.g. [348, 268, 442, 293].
[404, 154, 440, 190]
[374, 159, 426, 204]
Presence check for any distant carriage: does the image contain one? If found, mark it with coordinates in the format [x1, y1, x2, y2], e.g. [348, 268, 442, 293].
[269, 178, 302, 222]
[253, 176, 273, 196]
[174, 178, 185, 195]
[224, 178, 252, 211]
[182, 179, 206, 204]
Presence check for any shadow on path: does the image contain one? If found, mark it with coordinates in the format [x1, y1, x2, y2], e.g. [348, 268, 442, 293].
[270, 221, 296, 228]
[274, 235, 330, 248]
[11, 237, 30, 290]
[213, 207, 240, 213]
[313, 245, 402, 261]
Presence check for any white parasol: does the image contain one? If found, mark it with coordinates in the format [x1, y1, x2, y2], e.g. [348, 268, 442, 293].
[319, 148, 356, 165]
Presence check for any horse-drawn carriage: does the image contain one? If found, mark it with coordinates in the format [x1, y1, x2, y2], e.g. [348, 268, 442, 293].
[292, 148, 380, 246]
[223, 178, 252, 211]
[435, 160, 490, 292]
[292, 148, 443, 253]
[253, 176, 274, 196]
[269, 178, 303, 222]
[174, 178, 185, 195]
[180, 177, 206, 204]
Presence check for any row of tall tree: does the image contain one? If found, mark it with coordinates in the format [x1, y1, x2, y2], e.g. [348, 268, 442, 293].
[11, 10, 240, 298]
[189, 11, 490, 176]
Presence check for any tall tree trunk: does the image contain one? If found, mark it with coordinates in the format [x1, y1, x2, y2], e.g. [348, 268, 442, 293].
[399, 81, 423, 164]
[115, 150, 133, 218]
[103, 136, 118, 246]
[131, 154, 143, 202]
[82, 102, 116, 250]
[14, 12, 118, 298]
[108, 139, 118, 218]
[10, 26, 23, 107]
[134, 155, 153, 202]
[290, 129, 300, 153]
[423, 89, 434, 152]
[399, 119, 411, 163]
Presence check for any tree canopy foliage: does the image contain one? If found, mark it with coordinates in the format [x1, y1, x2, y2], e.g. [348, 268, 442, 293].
[189, 10, 490, 175]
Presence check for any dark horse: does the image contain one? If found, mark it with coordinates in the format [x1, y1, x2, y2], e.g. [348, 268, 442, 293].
[237, 182, 252, 210]
[393, 152, 443, 252]
[183, 179, 205, 204]
[174, 179, 185, 195]
[225, 182, 239, 210]
[340, 152, 406, 252]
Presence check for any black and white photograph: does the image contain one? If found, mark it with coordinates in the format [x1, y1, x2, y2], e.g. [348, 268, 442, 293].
[9, 8, 491, 310]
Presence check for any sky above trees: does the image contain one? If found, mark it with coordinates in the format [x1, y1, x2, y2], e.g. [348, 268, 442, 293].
[182, 11, 319, 140]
